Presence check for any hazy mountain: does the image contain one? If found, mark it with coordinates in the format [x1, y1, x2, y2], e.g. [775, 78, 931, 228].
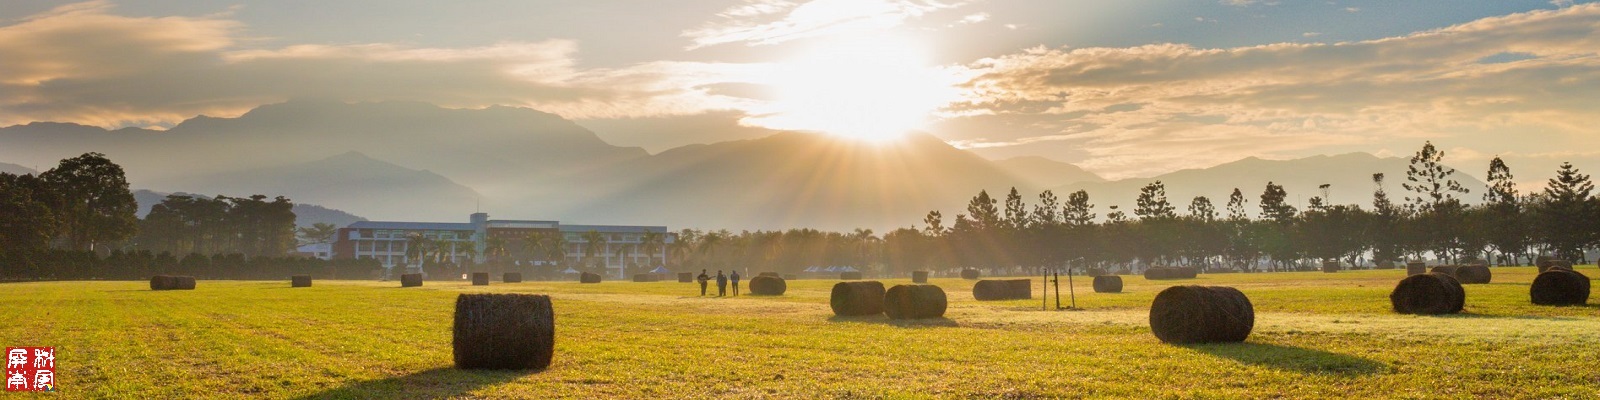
[547, 132, 1033, 231]
[992, 156, 1105, 188]
[0, 162, 34, 175]
[134, 189, 369, 229]
[0, 99, 647, 200]
[180, 151, 480, 221]
[1048, 153, 1490, 218]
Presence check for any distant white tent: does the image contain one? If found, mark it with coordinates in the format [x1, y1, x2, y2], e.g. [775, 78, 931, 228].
[804, 266, 819, 273]
[561, 267, 580, 274]
[649, 266, 672, 274]
[840, 266, 859, 272]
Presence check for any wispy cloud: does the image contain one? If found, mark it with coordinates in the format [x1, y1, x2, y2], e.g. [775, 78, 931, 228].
[681, 0, 970, 49]
[0, 2, 756, 127]
[948, 4, 1600, 178]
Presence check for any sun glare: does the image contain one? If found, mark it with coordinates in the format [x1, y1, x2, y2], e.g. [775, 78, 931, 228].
[748, 36, 963, 142]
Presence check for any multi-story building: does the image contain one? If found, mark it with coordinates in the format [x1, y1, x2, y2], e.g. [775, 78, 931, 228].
[332, 213, 670, 278]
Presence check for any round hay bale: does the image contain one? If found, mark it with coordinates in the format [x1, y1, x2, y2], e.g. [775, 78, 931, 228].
[960, 269, 980, 280]
[1376, 260, 1397, 270]
[1321, 261, 1341, 273]
[884, 284, 947, 319]
[579, 272, 602, 283]
[472, 272, 491, 286]
[1538, 259, 1574, 273]
[503, 273, 523, 283]
[677, 272, 693, 283]
[173, 276, 196, 290]
[830, 281, 886, 316]
[453, 293, 555, 370]
[1454, 265, 1491, 284]
[1093, 275, 1123, 293]
[758, 272, 780, 278]
[749, 276, 787, 295]
[1390, 272, 1465, 315]
[1430, 265, 1460, 276]
[840, 271, 864, 280]
[972, 279, 1030, 300]
[1531, 269, 1590, 306]
[291, 275, 312, 288]
[401, 273, 424, 287]
[911, 271, 929, 283]
[149, 275, 173, 290]
[1406, 262, 1428, 276]
[1148, 286, 1254, 344]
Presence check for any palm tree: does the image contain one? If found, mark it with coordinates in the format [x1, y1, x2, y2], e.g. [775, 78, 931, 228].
[484, 237, 509, 265]
[697, 231, 724, 269]
[614, 244, 631, 277]
[296, 222, 340, 245]
[404, 233, 433, 274]
[640, 230, 665, 269]
[581, 230, 608, 272]
[542, 232, 569, 271]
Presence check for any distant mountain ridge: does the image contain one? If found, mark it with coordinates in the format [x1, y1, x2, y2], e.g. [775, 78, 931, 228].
[0, 162, 34, 175]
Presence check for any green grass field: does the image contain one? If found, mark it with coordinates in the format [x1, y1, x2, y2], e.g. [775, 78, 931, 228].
[4, 267, 1599, 399]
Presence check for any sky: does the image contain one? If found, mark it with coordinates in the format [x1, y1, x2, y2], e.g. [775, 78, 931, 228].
[3, 0, 1598, 182]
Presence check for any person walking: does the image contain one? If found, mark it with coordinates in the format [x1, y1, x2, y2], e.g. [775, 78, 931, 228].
[696, 269, 710, 296]
[729, 270, 741, 296]
[715, 270, 728, 297]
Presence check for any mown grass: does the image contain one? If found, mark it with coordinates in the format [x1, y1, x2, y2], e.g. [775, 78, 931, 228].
[3, 267, 1598, 398]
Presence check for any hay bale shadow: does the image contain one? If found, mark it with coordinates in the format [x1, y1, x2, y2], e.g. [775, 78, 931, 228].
[826, 315, 959, 328]
[291, 367, 528, 399]
[1184, 343, 1388, 376]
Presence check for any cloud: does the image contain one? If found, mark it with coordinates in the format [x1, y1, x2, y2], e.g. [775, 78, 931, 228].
[948, 4, 1600, 179]
[682, 0, 969, 48]
[0, 2, 755, 128]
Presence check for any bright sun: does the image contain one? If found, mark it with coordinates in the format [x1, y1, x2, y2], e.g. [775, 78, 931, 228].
[747, 36, 963, 142]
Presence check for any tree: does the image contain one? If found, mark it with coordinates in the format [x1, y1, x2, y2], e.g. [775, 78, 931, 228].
[39, 153, 138, 251]
[1188, 196, 1217, 222]
[1258, 182, 1298, 270]
[1003, 187, 1029, 230]
[639, 230, 665, 269]
[0, 173, 56, 278]
[581, 230, 609, 271]
[1481, 157, 1529, 265]
[1226, 188, 1249, 220]
[1032, 190, 1060, 227]
[1369, 173, 1405, 264]
[1258, 182, 1296, 223]
[297, 223, 340, 245]
[1535, 162, 1595, 261]
[1135, 181, 1177, 219]
[1401, 142, 1470, 262]
[1062, 190, 1096, 226]
[404, 233, 433, 272]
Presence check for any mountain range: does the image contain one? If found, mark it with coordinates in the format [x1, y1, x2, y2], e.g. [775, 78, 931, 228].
[0, 99, 1494, 231]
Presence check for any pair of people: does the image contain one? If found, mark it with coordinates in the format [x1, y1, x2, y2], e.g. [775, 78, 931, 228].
[696, 269, 741, 296]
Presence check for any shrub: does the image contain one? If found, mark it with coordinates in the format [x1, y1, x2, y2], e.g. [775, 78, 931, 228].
[1148, 286, 1254, 344]
[1530, 269, 1590, 306]
[503, 273, 523, 283]
[291, 275, 312, 288]
[972, 279, 1031, 300]
[749, 276, 786, 295]
[911, 271, 929, 283]
[1390, 272, 1465, 315]
[884, 284, 947, 319]
[960, 269, 980, 280]
[472, 272, 490, 286]
[1454, 265, 1491, 284]
[452, 293, 555, 370]
[401, 273, 423, 287]
[830, 281, 886, 316]
[579, 272, 602, 284]
[1093, 275, 1122, 293]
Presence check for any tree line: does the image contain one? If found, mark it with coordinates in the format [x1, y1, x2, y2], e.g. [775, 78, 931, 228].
[0, 153, 376, 280]
[664, 142, 1597, 276]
